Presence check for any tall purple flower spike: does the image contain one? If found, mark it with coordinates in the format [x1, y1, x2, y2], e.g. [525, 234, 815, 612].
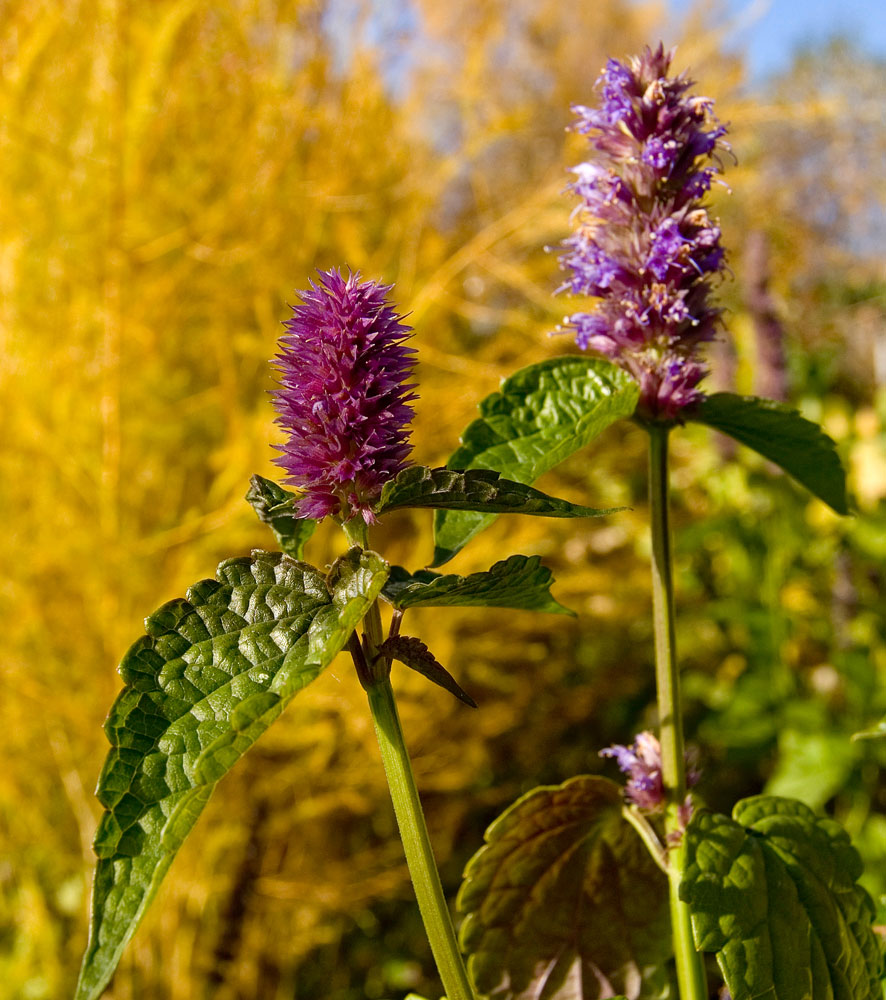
[559, 44, 730, 420]
[273, 269, 417, 523]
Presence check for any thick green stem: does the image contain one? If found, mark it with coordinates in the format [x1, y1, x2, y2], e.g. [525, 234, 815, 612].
[647, 425, 707, 1000]
[367, 679, 477, 1000]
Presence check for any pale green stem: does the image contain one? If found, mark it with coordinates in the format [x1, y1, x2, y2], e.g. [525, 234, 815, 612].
[341, 516, 476, 1000]
[647, 425, 707, 1000]
[367, 679, 477, 1000]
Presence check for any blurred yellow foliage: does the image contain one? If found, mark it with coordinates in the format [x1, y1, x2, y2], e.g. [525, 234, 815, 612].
[2, 2, 885, 998]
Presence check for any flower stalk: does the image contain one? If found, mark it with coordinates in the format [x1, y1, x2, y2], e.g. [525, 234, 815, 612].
[648, 424, 707, 1000]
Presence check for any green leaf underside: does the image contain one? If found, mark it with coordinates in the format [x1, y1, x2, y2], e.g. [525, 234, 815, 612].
[377, 466, 622, 523]
[691, 394, 849, 515]
[245, 474, 318, 559]
[378, 635, 477, 707]
[76, 548, 388, 1000]
[381, 554, 574, 616]
[457, 775, 670, 1000]
[681, 795, 882, 1000]
[433, 357, 639, 564]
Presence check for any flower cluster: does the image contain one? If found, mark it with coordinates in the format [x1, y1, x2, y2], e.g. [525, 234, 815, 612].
[600, 731, 698, 816]
[559, 44, 730, 420]
[272, 269, 416, 523]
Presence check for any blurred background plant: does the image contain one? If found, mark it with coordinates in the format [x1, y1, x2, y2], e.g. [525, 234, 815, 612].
[2, 1, 885, 997]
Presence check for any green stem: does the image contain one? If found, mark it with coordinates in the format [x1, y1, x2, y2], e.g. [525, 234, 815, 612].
[367, 678, 477, 1000]
[647, 425, 707, 1000]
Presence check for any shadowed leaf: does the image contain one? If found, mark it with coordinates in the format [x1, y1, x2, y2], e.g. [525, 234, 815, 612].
[681, 795, 882, 1000]
[245, 474, 317, 559]
[433, 357, 638, 563]
[690, 393, 849, 514]
[376, 468, 621, 569]
[76, 548, 388, 1000]
[379, 635, 477, 707]
[458, 775, 670, 1000]
[381, 554, 574, 616]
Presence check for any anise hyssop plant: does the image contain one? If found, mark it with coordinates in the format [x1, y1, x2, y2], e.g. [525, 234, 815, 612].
[76, 45, 884, 1000]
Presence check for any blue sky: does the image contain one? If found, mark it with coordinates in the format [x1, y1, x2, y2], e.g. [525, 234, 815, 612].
[666, 0, 886, 81]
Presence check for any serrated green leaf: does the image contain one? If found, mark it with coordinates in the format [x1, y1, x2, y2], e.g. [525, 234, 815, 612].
[457, 775, 670, 1000]
[76, 548, 388, 1000]
[376, 467, 621, 556]
[432, 357, 638, 564]
[380, 554, 574, 616]
[378, 634, 477, 707]
[690, 393, 849, 514]
[245, 474, 318, 559]
[681, 795, 882, 1000]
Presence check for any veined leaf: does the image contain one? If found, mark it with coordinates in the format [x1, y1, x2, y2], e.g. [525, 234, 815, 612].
[381, 554, 574, 615]
[690, 394, 849, 515]
[458, 775, 670, 1000]
[378, 635, 477, 707]
[245, 474, 317, 559]
[681, 795, 882, 1000]
[76, 548, 388, 1000]
[376, 468, 621, 563]
[433, 357, 638, 564]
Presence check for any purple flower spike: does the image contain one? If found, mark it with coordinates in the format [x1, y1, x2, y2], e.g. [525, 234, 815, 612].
[272, 269, 416, 524]
[558, 44, 731, 420]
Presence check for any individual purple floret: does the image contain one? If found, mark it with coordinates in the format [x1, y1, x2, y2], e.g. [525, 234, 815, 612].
[272, 269, 416, 523]
[600, 731, 699, 814]
[559, 44, 730, 420]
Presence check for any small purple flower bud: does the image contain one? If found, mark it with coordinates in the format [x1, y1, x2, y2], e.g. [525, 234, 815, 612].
[272, 269, 417, 524]
[558, 44, 731, 420]
[600, 730, 699, 814]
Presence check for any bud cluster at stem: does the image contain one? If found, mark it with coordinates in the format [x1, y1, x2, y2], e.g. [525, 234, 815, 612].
[559, 44, 730, 420]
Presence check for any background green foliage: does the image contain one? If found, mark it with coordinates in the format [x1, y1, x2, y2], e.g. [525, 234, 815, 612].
[2, 2, 885, 997]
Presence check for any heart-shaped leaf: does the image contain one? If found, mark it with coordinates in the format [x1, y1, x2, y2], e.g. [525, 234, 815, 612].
[378, 635, 477, 707]
[433, 357, 638, 564]
[680, 795, 882, 1000]
[245, 474, 318, 559]
[689, 394, 849, 514]
[381, 554, 574, 616]
[76, 548, 388, 1000]
[458, 775, 671, 1000]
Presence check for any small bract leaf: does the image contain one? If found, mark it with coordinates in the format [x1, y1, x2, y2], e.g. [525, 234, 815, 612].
[76, 549, 388, 1000]
[245, 474, 317, 558]
[433, 356, 638, 563]
[690, 394, 849, 514]
[381, 554, 574, 616]
[681, 795, 882, 1000]
[458, 775, 670, 1000]
[378, 635, 477, 707]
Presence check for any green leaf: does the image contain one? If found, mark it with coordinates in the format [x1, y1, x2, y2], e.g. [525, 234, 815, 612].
[376, 468, 621, 561]
[852, 719, 886, 741]
[378, 635, 477, 707]
[380, 554, 574, 616]
[690, 394, 849, 515]
[76, 548, 388, 1000]
[458, 775, 671, 1000]
[245, 474, 318, 559]
[681, 795, 883, 1000]
[433, 356, 638, 564]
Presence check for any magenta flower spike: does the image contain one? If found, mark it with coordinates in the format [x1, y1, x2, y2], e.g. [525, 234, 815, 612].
[559, 44, 730, 420]
[273, 269, 417, 523]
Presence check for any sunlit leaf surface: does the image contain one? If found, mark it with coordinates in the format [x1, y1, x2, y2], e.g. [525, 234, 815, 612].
[76, 549, 388, 1000]
[434, 357, 639, 562]
[681, 796, 882, 1000]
